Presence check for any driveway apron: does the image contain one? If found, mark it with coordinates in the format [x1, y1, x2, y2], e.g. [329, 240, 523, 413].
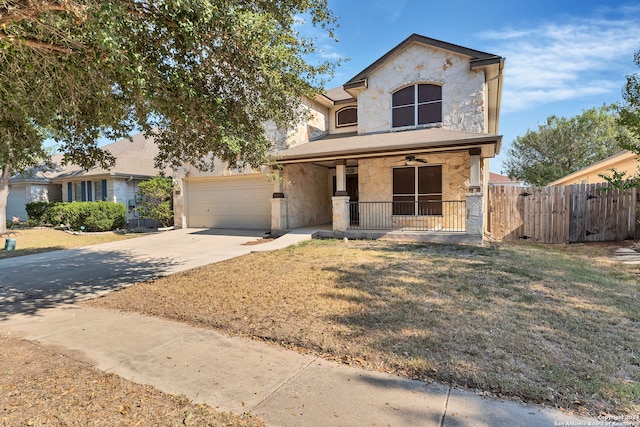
[0, 228, 267, 316]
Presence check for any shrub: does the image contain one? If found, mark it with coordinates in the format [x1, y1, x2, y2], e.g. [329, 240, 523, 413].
[44, 202, 70, 227]
[25, 201, 126, 231]
[136, 176, 174, 227]
[25, 201, 50, 224]
[80, 201, 126, 231]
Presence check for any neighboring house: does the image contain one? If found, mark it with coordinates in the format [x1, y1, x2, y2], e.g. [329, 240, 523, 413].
[548, 150, 639, 186]
[7, 133, 169, 225]
[489, 172, 526, 187]
[173, 34, 505, 244]
[7, 170, 62, 222]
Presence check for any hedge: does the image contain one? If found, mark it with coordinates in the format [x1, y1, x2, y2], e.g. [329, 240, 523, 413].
[25, 201, 127, 231]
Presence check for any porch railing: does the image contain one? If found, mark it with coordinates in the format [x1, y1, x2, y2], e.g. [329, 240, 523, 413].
[348, 200, 466, 232]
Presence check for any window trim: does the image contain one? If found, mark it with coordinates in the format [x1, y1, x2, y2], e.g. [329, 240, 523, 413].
[335, 106, 358, 128]
[392, 165, 443, 216]
[391, 83, 442, 129]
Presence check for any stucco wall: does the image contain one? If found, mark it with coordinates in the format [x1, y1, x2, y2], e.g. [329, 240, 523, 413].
[283, 163, 331, 228]
[40, 183, 62, 203]
[356, 43, 486, 135]
[7, 183, 62, 221]
[328, 104, 358, 135]
[551, 153, 639, 186]
[6, 183, 28, 220]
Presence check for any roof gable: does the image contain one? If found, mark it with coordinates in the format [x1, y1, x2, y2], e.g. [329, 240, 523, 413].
[345, 33, 503, 87]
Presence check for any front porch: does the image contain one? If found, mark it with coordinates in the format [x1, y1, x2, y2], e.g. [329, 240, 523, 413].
[270, 128, 499, 246]
[347, 200, 467, 232]
[327, 193, 484, 245]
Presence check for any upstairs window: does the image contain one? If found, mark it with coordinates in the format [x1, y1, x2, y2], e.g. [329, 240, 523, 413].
[392, 84, 442, 128]
[336, 106, 357, 127]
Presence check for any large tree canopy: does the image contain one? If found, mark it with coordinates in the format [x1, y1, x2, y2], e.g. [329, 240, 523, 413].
[618, 49, 640, 156]
[0, 0, 338, 230]
[502, 105, 628, 186]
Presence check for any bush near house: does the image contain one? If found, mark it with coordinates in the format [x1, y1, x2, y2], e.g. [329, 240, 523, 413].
[26, 201, 126, 231]
[135, 176, 174, 227]
[24, 201, 49, 224]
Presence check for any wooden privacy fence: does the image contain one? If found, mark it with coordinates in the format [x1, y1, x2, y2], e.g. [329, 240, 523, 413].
[488, 184, 638, 243]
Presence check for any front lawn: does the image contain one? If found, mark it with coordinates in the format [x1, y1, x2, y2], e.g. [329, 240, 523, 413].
[88, 239, 640, 416]
[0, 228, 147, 259]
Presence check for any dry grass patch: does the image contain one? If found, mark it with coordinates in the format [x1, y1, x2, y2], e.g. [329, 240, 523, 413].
[0, 228, 147, 259]
[0, 332, 263, 426]
[88, 239, 640, 416]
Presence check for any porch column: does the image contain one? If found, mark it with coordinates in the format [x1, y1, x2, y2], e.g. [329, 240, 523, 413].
[173, 178, 185, 229]
[332, 195, 350, 232]
[465, 192, 484, 236]
[271, 168, 288, 233]
[332, 160, 350, 231]
[469, 148, 481, 192]
[334, 160, 348, 196]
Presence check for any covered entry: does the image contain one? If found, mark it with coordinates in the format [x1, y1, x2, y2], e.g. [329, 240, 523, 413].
[185, 175, 273, 229]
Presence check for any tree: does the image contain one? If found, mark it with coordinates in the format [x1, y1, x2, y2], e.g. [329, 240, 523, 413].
[597, 49, 640, 190]
[135, 176, 174, 227]
[502, 105, 629, 186]
[0, 0, 339, 231]
[618, 49, 640, 155]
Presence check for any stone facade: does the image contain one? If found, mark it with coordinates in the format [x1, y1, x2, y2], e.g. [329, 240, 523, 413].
[356, 43, 486, 135]
[358, 152, 471, 202]
[355, 152, 473, 231]
[465, 192, 484, 236]
[282, 163, 331, 228]
[286, 97, 330, 147]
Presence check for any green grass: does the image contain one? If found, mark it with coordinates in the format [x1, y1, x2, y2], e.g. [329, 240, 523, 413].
[89, 238, 640, 416]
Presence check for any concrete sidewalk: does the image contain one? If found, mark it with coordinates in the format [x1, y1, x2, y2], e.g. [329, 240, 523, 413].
[2, 305, 599, 427]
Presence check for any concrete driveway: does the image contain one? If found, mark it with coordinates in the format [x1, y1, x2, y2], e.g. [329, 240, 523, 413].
[0, 228, 273, 317]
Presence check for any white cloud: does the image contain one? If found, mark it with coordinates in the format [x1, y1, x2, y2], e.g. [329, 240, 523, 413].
[371, 0, 407, 22]
[479, 10, 640, 113]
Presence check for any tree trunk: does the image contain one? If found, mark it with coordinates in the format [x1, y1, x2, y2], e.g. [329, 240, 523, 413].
[0, 164, 11, 233]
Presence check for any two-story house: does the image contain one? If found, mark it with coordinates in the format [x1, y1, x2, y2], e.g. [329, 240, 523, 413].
[174, 34, 505, 244]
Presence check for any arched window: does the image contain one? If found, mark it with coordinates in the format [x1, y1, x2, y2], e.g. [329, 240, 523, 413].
[392, 84, 442, 128]
[336, 106, 357, 127]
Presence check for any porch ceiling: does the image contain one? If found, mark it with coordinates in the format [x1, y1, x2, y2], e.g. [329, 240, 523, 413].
[274, 128, 502, 164]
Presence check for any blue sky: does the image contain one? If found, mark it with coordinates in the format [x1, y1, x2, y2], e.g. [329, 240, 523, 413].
[308, 1, 640, 173]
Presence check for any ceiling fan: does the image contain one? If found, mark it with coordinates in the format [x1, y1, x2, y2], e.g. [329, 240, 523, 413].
[405, 155, 428, 166]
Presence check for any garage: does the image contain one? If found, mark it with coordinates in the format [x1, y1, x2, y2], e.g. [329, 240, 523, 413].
[185, 175, 273, 229]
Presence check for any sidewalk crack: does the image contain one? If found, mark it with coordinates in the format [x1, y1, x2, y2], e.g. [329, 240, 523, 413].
[250, 355, 319, 412]
[440, 385, 452, 427]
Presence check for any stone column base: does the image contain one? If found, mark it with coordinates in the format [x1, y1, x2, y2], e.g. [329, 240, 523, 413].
[465, 192, 484, 236]
[271, 197, 288, 231]
[332, 196, 350, 232]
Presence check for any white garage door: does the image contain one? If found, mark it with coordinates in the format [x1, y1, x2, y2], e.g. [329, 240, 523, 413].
[186, 176, 273, 229]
